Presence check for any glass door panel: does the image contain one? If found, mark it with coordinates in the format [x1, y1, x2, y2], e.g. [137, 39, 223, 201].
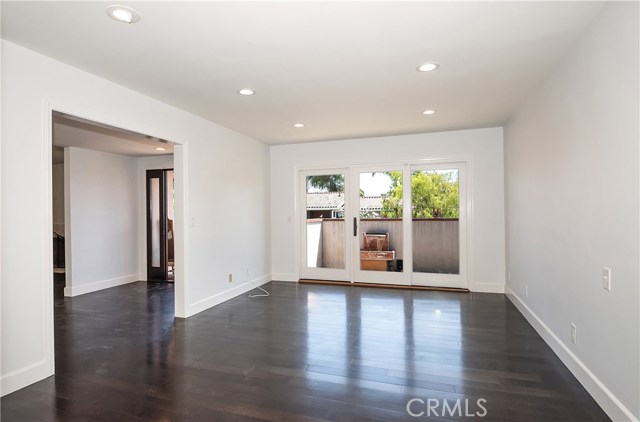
[352, 168, 410, 285]
[300, 170, 350, 281]
[146, 169, 168, 282]
[166, 170, 175, 281]
[410, 163, 467, 288]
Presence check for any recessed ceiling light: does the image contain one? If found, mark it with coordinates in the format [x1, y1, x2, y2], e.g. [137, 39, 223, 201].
[417, 63, 439, 72]
[422, 110, 436, 115]
[154, 147, 166, 151]
[106, 5, 141, 24]
[238, 89, 255, 96]
[293, 123, 305, 128]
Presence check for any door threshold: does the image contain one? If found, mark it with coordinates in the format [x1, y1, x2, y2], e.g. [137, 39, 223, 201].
[298, 279, 469, 293]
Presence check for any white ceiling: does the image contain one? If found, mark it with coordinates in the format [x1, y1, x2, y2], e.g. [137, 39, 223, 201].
[2, 1, 603, 145]
[53, 113, 174, 157]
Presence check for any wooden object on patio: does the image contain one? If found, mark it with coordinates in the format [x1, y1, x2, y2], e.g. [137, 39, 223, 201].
[360, 233, 394, 271]
[362, 233, 389, 251]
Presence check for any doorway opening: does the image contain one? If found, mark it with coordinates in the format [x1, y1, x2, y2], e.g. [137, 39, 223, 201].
[50, 110, 180, 300]
[45, 106, 187, 384]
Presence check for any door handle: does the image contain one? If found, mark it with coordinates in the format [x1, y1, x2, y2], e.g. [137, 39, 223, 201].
[353, 217, 357, 237]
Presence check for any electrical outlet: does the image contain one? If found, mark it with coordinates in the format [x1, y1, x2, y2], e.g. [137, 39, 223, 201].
[603, 267, 611, 291]
[525, 285, 529, 297]
[228, 273, 233, 283]
[570, 323, 577, 344]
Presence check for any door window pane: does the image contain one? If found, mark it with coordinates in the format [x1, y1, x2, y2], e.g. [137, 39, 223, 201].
[359, 171, 403, 272]
[411, 170, 459, 274]
[305, 174, 345, 269]
[166, 171, 175, 281]
[150, 177, 161, 268]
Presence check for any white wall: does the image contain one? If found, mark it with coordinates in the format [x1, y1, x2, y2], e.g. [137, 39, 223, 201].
[52, 162, 64, 235]
[64, 147, 138, 296]
[0, 41, 271, 395]
[504, 3, 639, 420]
[137, 155, 174, 281]
[270, 127, 505, 293]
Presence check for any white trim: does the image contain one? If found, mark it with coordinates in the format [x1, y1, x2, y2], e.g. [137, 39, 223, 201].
[41, 101, 56, 386]
[295, 156, 476, 171]
[173, 144, 188, 318]
[292, 166, 301, 284]
[271, 272, 298, 282]
[63, 148, 73, 295]
[472, 282, 504, 294]
[0, 38, 3, 397]
[187, 274, 271, 317]
[464, 159, 477, 292]
[63, 274, 139, 297]
[0, 360, 51, 397]
[506, 286, 636, 422]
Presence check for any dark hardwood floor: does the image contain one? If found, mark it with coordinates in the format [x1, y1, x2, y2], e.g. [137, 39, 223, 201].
[2, 279, 608, 421]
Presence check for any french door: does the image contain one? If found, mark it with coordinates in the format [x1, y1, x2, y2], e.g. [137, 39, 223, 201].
[300, 161, 467, 289]
[299, 169, 351, 281]
[408, 163, 467, 288]
[351, 165, 410, 285]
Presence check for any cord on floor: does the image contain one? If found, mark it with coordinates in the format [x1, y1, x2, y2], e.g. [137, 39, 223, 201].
[249, 286, 270, 298]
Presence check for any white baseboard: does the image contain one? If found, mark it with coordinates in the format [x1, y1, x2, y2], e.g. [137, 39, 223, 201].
[471, 282, 504, 293]
[506, 286, 637, 422]
[64, 273, 138, 297]
[186, 274, 271, 317]
[1, 359, 52, 397]
[268, 274, 503, 291]
[271, 272, 298, 282]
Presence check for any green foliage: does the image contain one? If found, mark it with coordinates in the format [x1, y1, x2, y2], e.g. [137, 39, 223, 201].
[306, 172, 458, 218]
[359, 209, 379, 218]
[380, 171, 459, 219]
[380, 171, 404, 218]
[306, 175, 344, 192]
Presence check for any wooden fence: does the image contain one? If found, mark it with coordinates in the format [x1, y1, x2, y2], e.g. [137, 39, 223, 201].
[306, 218, 459, 274]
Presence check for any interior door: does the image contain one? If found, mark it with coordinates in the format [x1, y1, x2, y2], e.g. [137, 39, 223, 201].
[146, 169, 168, 282]
[351, 166, 410, 285]
[410, 162, 467, 288]
[300, 169, 351, 281]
